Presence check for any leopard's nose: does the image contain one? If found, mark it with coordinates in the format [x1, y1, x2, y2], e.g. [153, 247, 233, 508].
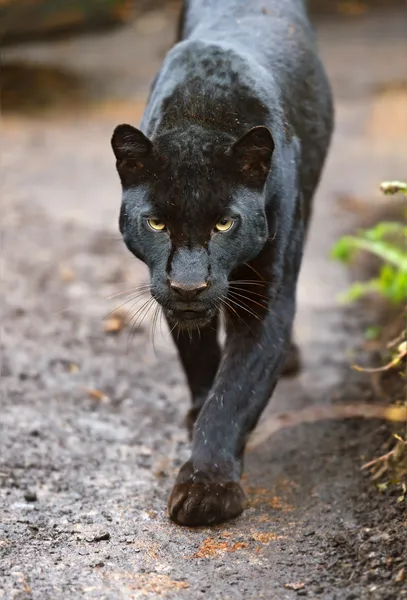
[169, 281, 209, 301]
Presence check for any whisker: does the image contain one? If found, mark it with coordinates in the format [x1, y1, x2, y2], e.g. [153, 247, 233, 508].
[105, 283, 150, 300]
[269, 217, 278, 242]
[219, 296, 254, 335]
[126, 297, 154, 347]
[103, 291, 150, 321]
[169, 320, 179, 337]
[243, 262, 266, 281]
[228, 285, 270, 300]
[228, 290, 269, 312]
[126, 299, 150, 334]
[120, 295, 150, 328]
[150, 304, 161, 355]
[147, 303, 155, 348]
[228, 290, 283, 323]
[159, 308, 166, 341]
[137, 298, 155, 328]
[128, 299, 156, 351]
[219, 296, 238, 317]
[229, 279, 272, 287]
[224, 294, 263, 323]
[220, 295, 245, 322]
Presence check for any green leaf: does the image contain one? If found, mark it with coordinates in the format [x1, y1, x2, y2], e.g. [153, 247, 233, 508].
[397, 483, 406, 503]
[332, 179, 407, 306]
[330, 236, 356, 262]
[338, 279, 381, 303]
[363, 221, 407, 242]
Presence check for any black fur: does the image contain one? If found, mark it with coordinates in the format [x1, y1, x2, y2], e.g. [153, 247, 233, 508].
[111, 0, 333, 526]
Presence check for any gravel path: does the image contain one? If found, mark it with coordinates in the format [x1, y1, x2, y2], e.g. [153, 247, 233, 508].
[1, 7, 407, 599]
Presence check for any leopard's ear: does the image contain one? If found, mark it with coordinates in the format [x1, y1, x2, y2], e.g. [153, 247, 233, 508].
[111, 124, 153, 161]
[230, 126, 274, 185]
[111, 124, 154, 185]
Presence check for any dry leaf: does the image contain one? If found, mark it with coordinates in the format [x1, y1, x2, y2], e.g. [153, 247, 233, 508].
[190, 537, 248, 559]
[395, 568, 405, 583]
[252, 532, 284, 544]
[285, 582, 305, 591]
[59, 265, 75, 283]
[85, 388, 110, 402]
[104, 315, 126, 334]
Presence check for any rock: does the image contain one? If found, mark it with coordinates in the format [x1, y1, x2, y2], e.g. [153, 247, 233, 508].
[86, 531, 110, 543]
[24, 491, 37, 502]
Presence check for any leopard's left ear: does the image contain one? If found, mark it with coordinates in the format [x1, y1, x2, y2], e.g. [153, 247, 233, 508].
[230, 126, 274, 185]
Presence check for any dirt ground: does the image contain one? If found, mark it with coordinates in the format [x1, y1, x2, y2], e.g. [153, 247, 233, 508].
[1, 5, 407, 600]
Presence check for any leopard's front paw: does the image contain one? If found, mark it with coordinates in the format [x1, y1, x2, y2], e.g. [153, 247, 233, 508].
[168, 461, 246, 526]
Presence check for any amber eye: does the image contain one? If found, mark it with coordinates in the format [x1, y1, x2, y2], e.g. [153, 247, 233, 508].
[147, 219, 167, 232]
[214, 217, 234, 232]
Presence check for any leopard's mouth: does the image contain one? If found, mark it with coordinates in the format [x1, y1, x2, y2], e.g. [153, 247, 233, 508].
[166, 307, 214, 329]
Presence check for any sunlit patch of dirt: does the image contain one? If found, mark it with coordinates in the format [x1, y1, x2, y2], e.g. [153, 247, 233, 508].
[189, 537, 249, 559]
[245, 487, 295, 512]
[251, 531, 286, 544]
[102, 572, 189, 596]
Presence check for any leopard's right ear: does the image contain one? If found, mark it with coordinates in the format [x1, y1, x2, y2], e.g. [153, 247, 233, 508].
[111, 124, 154, 184]
[111, 124, 153, 161]
[230, 126, 274, 187]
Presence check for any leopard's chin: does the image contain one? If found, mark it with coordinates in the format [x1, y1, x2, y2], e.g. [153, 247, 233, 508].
[166, 308, 215, 330]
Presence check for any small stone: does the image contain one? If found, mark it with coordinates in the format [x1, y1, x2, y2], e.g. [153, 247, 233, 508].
[285, 582, 306, 591]
[369, 532, 390, 543]
[395, 568, 405, 583]
[24, 491, 37, 502]
[87, 531, 110, 543]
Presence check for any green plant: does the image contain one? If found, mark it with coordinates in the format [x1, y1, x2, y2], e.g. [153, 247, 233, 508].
[332, 182, 407, 488]
[331, 181, 407, 303]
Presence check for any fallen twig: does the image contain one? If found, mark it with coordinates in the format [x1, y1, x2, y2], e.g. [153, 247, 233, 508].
[352, 347, 407, 373]
[248, 403, 407, 450]
[361, 441, 407, 471]
[387, 332, 406, 349]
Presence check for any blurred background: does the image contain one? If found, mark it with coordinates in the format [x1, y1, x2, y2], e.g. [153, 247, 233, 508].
[1, 2, 407, 598]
